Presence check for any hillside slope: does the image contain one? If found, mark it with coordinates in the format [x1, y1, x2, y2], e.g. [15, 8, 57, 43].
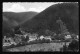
[3, 12, 38, 35]
[3, 11, 38, 25]
[21, 3, 79, 34]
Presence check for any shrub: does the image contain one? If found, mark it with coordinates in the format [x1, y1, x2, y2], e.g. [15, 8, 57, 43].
[68, 40, 79, 51]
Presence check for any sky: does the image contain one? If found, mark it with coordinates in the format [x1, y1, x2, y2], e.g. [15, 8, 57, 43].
[3, 2, 62, 13]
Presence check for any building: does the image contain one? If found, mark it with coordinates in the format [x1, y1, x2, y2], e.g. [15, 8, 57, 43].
[40, 35, 45, 40]
[44, 36, 52, 41]
[77, 35, 79, 39]
[23, 33, 29, 38]
[28, 34, 38, 42]
[65, 35, 71, 39]
[65, 35, 72, 41]
[3, 36, 11, 46]
[3, 36, 17, 46]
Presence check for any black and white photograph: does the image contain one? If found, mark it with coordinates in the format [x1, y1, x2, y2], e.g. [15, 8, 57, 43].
[2, 2, 79, 52]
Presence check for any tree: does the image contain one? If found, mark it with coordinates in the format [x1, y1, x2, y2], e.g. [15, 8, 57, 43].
[63, 43, 68, 51]
[68, 39, 79, 51]
[59, 34, 65, 40]
[44, 29, 55, 37]
[24, 36, 29, 42]
[53, 35, 60, 40]
[14, 26, 22, 34]
[56, 17, 70, 41]
[56, 17, 68, 34]
[13, 36, 22, 44]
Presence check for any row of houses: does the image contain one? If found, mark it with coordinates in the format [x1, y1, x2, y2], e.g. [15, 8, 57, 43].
[3, 32, 79, 47]
[2, 33, 52, 46]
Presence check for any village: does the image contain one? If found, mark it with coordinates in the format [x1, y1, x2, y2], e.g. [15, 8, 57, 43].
[2, 18, 79, 52]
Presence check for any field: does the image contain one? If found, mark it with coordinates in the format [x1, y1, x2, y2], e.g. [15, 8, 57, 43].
[6, 42, 70, 52]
